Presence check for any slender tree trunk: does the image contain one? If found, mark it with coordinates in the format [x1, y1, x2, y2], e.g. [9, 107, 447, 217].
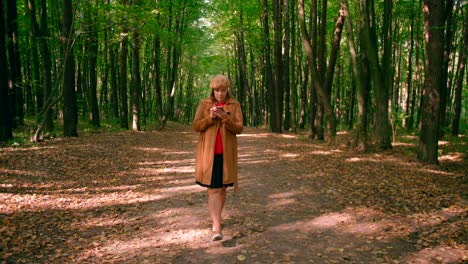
[131, 11, 141, 131]
[313, 0, 328, 139]
[451, 5, 467, 136]
[249, 47, 256, 126]
[29, 41, 40, 115]
[163, 1, 186, 125]
[110, 46, 119, 120]
[272, 0, 283, 132]
[283, 0, 291, 131]
[404, 9, 415, 129]
[77, 43, 86, 120]
[290, 0, 297, 132]
[119, 1, 129, 129]
[347, 68, 356, 130]
[299, 61, 309, 129]
[409, 0, 423, 131]
[100, 0, 109, 114]
[26, 0, 55, 140]
[153, 36, 163, 126]
[25, 0, 40, 112]
[153, 0, 163, 126]
[439, 0, 454, 138]
[236, 7, 249, 124]
[261, 0, 275, 131]
[309, 79, 318, 138]
[62, 0, 78, 137]
[39, 0, 54, 132]
[418, 0, 446, 164]
[87, 3, 100, 128]
[323, 5, 345, 105]
[101, 63, 109, 113]
[307, 11, 319, 139]
[119, 40, 128, 129]
[23, 42, 34, 115]
[318, 0, 327, 76]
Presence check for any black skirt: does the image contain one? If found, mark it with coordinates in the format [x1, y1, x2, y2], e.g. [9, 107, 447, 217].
[196, 154, 234, 188]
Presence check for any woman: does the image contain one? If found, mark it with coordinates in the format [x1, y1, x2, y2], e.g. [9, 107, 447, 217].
[192, 74, 243, 241]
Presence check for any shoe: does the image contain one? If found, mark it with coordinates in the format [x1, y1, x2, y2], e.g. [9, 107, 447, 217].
[212, 233, 223, 241]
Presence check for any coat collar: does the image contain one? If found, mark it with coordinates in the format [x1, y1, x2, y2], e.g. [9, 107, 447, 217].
[209, 97, 236, 105]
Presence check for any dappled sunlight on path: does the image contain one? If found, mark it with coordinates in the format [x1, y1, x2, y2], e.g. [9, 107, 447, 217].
[1, 125, 466, 263]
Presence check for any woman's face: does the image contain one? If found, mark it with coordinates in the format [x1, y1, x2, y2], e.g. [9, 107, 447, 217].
[213, 87, 229, 102]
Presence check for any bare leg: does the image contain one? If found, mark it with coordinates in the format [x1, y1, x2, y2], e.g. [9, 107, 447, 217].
[208, 187, 227, 234]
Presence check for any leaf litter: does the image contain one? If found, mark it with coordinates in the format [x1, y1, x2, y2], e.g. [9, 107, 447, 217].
[0, 123, 466, 263]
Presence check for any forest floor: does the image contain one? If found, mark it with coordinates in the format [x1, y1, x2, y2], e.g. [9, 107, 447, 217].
[0, 122, 467, 264]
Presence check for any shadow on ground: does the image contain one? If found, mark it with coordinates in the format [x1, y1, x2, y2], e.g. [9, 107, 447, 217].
[0, 125, 466, 263]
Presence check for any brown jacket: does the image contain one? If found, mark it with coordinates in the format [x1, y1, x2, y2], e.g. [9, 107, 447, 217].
[192, 97, 243, 191]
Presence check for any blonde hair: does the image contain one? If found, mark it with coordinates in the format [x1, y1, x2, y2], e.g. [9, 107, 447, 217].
[209, 74, 230, 89]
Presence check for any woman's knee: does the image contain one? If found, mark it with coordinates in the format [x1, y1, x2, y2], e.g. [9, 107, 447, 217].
[208, 188, 222, 193]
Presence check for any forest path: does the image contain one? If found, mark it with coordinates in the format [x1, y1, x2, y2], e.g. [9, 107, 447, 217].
[0, 123, 466, 263]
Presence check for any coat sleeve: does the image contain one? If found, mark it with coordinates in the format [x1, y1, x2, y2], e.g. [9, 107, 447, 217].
[192, 102, 214, 132]
[222, 101, 243, 134]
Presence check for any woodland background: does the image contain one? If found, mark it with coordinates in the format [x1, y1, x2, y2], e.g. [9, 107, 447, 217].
[0, 0, 467, 262]
[0, 0, 467, 164]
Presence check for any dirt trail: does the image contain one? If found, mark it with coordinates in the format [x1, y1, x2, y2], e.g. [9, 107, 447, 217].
[0, 124, 466, 263]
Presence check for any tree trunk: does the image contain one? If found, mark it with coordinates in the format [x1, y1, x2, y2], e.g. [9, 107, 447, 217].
[418, 0, 446, 164]
[153, 1, 163, 126]
[131, 15, 141, 131]
[318, 0, 327, 79]
[87, 3, 100, 128]
[118, 0, 129, 129]
[283, 0, 291, 131]
[249, 47, 256, 126]
[299, 0, 336, 141]
[261, 0, 275, 132]
[343, 1, 367, 151]
[451, 5, 467, 136]
[439, 0, 454, 138]
[272, 0, 283, 133]
[26, 0, 54, 138]
[100, 1, 109, 114]
[6, 0, 23, 126]
[23, 42, 34, 115]
[28, 41, 39, 115]
[323, 4, 345, 136]
[409, 0, 423, 131]
[236, 7, 248, 124]
[299, 61, 308, 129]
[25, 0, 40, 112]
[38, 0, 54, 133]
[119, 37, 129, 129]
[152, 35, 163, 126]
[163, 1, 186, 125]
[62, 0, 78, 137]
[0, 0, 12, 141]
[359, 0, 392, 149]
[309, 79, 318, 138]
[110, 45, 119, 120]
[404, 9, 415, 129]
[290, 0, 297, 132]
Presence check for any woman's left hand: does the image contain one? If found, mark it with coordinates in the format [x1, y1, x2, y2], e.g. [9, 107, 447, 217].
[214, 108, 229, 120]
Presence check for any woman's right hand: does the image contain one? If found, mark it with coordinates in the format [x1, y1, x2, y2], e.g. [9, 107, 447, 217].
[209, 107, 217, 119]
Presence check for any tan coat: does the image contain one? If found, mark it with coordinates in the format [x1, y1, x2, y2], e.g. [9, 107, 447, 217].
[192, 97, 243, 191]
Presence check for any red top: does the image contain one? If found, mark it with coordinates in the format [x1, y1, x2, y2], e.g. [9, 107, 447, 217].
[214, 102, 226, 154]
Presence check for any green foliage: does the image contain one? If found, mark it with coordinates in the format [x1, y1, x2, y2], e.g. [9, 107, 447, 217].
[7, 0, 468, 150]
